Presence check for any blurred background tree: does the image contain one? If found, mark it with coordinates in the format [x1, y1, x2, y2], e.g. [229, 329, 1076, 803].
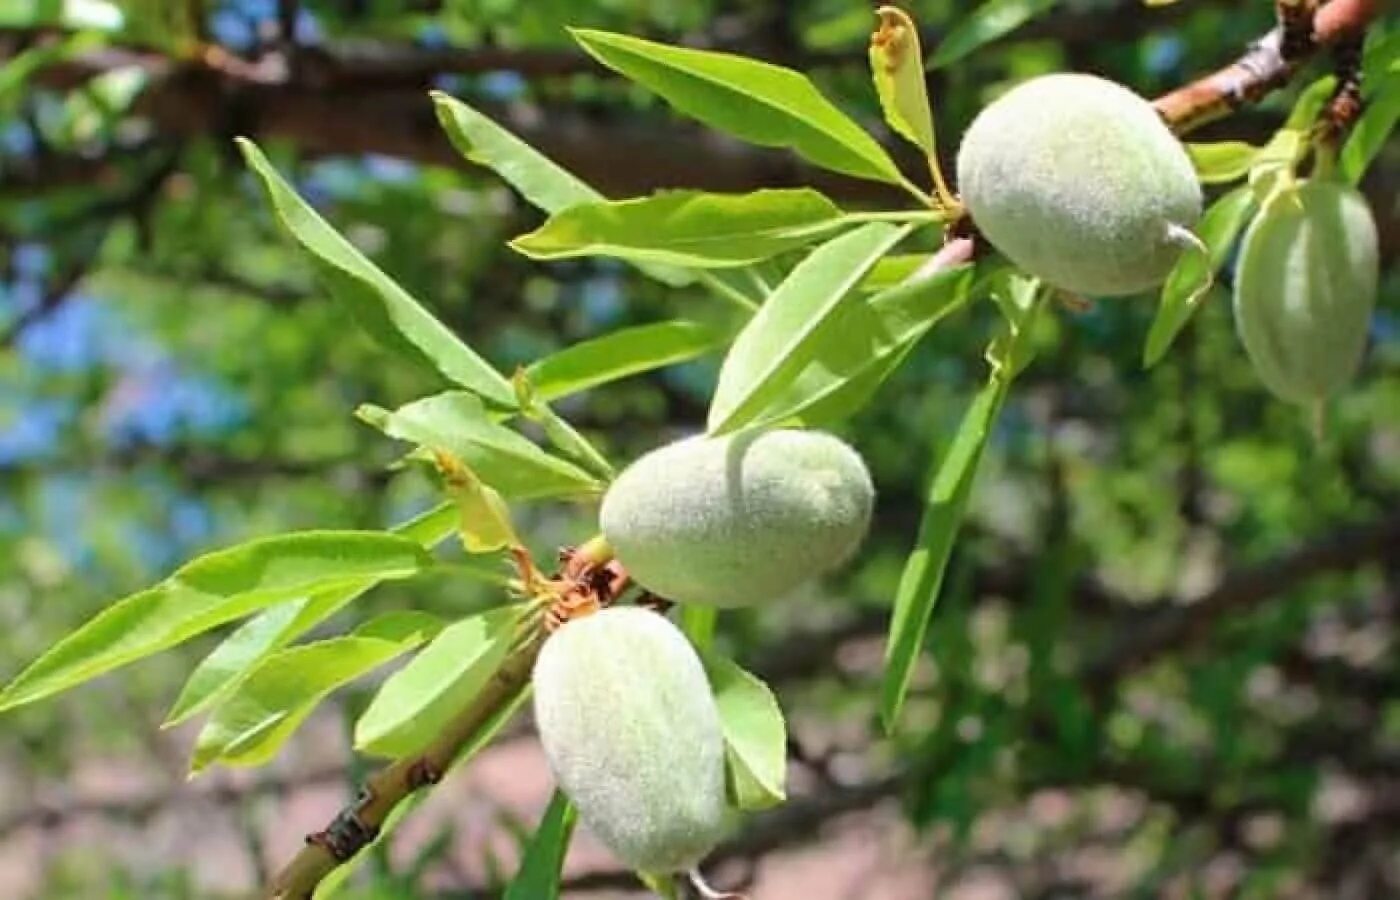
[0, 0, 1396, 897]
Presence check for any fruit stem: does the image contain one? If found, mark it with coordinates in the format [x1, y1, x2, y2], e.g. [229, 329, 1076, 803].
[925, 152, 962, 217]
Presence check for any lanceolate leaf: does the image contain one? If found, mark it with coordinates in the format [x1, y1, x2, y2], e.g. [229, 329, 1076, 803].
[0, 532, 433, 713]
[928, 0, 1058, 70]
[1186, 141, 1262, 184]
[708, 656, 787, 810]
[503, 791, 577, 900]
[511, 189, 848, 268]
[525, 320, 727, 402]
[1144, 186, 1256, 367]
[880, 282, 1046, 731]
[747, 260, 976, 430]
[358, 391, 602, 499]
[870, 6, 937, 156]
[237, 139, 516, 407]
[707, 223, 909, 435]
[163, 503, 459, 727]
[570, 28, 905, 185]
[190, 611, 444, 773]
[430, 92, 691, 288]
[354, 606, 521, 757]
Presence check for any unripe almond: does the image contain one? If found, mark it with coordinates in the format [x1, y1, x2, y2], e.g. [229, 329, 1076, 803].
[599, 429, 874, 607]
[532, 607, 728, 873]
[956, 73, 1203, 296]
[1233, 179, 1378, 405]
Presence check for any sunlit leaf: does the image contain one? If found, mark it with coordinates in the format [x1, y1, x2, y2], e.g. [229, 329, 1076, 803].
[0, 532, 433, 713]
[431, 92, 691, 288]
[355, 607, 522, 757]
[747, 258, 975, 430]
[358, 392, 602, 499]
[1341, 72, 1400, 184]
[189, 610, 444, 773]
[238, 139, 516, 407]
[708, 656, 787, 810]
[511, 189, 848, 268]
[881, 278, 1045, 731]
[707, 223, 908, 434]
[1186, 141, 1261, 184]
[164, 504, 458, 726]
[571, 28, 905, 185]
[0, 0, 123, 29]
[526, 320, 727, 402]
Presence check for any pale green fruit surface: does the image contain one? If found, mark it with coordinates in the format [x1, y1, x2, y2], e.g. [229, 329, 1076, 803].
[1233, 179, 1378, 405]
[956, 73, 1202, 296]
[532, 607, 727, 873]
[600, 429, 874, 607]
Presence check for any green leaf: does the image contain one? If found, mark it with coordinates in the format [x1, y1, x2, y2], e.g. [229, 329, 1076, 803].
[707, 223, 909, 435]
[237, 139, 516, 407]
[858, 254, 932, 292]
[512, 373, 615, 482]
[511, 189, 848, 268]
[880, 281, 1045, 731]
[870, 5, 937, 156]
[708, 656, 787, 811]
[354, 607, 521, 757]
[163, 504, 459, 727]
[358, 391, 602, 499]
[526, 320, 726, 402]
[571, 29, 904, 185]
[1186, 141, 1261, 184]
[430, 92, 691, 289]
[928, 0, 1058, 70]
[190, 611, 444, 773]
[680, 606, 717, 654]
[1341, 72, 1400, 184]
[503, 791, 577, 900]
[747, 259, 975, 430]
[1144, 187, 1256, 367]
[0, 0, 123, 29]
[0, 532, 433, 713]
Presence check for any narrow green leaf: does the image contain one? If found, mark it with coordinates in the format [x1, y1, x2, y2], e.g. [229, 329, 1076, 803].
[511, 372, 614, 482]
[928, 0, 1058, 70]
[503, 791, 577, 900]
[880, 282, 1045, 731]
[354, 606, 521, 757]
[858, 254, 932, 292]
[707, 223, 909, 435]
[870, 6, 937, 156]
[1186, 141, 1261, 184]
[358, 391, 602, 498]
[0, 532, 433, 713]
[190, 611, 444, 773]
[237, 139, 516, 407]
[1341, 72, 1400, 185]
[163, 503, 458, 726]
[430, 92, 691, 288]
[525, 320, 726, 402]
[708, 656, 787, 811]
[571, 29, 904, 185]
[1144, 187, 1256, 367]
[748, 260, 975, 430]
[511, 188, 848, 268]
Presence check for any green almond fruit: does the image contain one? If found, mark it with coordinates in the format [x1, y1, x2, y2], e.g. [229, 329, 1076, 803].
[1233, 179, 1378, 405]
[532, 607, 727, 873]
[599, 429, 874, 607]
[957, 73, 1203, 296]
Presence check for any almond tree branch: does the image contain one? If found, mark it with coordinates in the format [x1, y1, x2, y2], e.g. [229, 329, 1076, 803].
[1152, 0, 1377, 134]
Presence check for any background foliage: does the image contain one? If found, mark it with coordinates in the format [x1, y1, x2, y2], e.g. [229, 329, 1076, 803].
[1, 0, 1396, 897]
